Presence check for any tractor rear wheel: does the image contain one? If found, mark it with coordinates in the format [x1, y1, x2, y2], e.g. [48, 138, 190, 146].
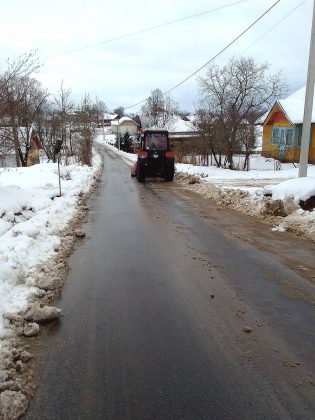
[137, 165, 145, 183]
[164, 169, 174, 182]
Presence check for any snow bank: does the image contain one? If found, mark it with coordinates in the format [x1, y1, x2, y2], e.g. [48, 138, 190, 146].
[262, 177, 315, 203]
[175, 168, 315, 240]
[0, 148, 102, 418]
[95, 134, 137, 164]
[0, 152, 102, 338]
[176, 161, 315, 182]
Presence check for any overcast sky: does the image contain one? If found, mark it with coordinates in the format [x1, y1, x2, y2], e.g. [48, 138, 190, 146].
[0, 0, 312, 112]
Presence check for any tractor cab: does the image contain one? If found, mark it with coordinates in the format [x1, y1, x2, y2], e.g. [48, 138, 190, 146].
[140, 130, 168, 152]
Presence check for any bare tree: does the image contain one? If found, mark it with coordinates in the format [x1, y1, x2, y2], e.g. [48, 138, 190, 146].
[0, 76, 48, 166]
[0, 51, 40, 103]
[92, 98, 107, 127]
[70, 93, 94, 166]
[36, 101, 63, 163]
[113, 106, 124, 116]
[0, 51, 41, 166]
[195, 108, 225, 167]
[196, 57, 286, 169]
[141, 88, 179, 129]
[53, 81, 74, 162]
[16, 78, 49, 165]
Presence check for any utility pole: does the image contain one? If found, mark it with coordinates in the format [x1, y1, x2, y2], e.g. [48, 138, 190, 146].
[148, 98, 152, 128]
[117, 119, 120, 150]
[299, 0, 315, 177]
[102, 113, 105, 143]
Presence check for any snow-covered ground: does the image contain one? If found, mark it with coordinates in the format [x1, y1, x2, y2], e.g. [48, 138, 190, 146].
[97, 133, 315, 241]
[0, 150, 102, 417]
[0, 154, 101, 338]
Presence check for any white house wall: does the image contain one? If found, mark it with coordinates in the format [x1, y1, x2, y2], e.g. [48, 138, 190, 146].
[111, 123, 138, 136]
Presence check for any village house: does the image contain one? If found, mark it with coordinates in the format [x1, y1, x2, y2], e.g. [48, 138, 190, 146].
[258, 86, 315, 163]
[133, 114, 199, 143]
[168, 116, 199, 144]
[26, 134, 43, 166]
[111, 116, 139, 136]
[102, 112, 121, 127]
[0, 130, 43, 167]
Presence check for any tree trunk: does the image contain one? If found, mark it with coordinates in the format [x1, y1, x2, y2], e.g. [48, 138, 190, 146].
[12, 120, 21, 167]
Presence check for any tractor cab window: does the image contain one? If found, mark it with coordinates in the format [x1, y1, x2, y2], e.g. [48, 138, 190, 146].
[145, 134, 167, 150]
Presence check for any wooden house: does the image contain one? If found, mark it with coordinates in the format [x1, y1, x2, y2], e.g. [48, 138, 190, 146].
[103, 113, 121, 127]
[26, 134, 43, 166]
[258, 86, 315, 163]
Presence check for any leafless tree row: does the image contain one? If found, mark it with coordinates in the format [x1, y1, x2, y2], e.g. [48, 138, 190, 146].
[141, 58, 286, 170]
[0, 52, 286, 171]
[0, 52, 107, 168]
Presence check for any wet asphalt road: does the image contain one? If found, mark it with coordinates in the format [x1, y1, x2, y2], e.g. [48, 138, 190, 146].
[25, 147, 315, 420]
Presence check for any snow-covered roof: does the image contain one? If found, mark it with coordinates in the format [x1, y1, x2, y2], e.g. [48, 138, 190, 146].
[185, 115, 197, 124]
[119, 116, 139, 125]
[258, 86, 315, 125]
[104, 113, 119, 120]
[169, 117, 196, 133]
[111, 116, 138, 126]
[277, 86, 312, 124]
[135, 115, 197, 132]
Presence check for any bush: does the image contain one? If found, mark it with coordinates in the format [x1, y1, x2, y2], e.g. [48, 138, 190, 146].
[116, 131, 133, 153]
[72, 129, 93, 166]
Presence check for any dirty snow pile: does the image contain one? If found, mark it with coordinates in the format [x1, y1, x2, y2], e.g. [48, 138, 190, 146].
[176, 163, 315, 240]
[262, 177, 315, 203]
[0, 152, 101, 339]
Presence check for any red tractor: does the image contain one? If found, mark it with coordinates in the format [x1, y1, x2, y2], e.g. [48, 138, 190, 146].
[131, 129, 175, 182]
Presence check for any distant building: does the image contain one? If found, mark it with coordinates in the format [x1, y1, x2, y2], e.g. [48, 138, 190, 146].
[168, 117, 199, 143]
[103, 113, 121, 127]
[111, 117, 139, 136]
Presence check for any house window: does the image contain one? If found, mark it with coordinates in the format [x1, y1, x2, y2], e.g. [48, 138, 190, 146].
[271, 127, 294, 146]
[295, 125, 302, 146]
[271, 127, 280, 144]
[295, 125, 311, 147]
[286, 128, 294, 146]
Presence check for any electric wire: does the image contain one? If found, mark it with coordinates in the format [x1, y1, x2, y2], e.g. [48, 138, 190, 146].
[45, 0, 249, 60]
[124, 0, 281, 110]
[240, 0, 306, 54]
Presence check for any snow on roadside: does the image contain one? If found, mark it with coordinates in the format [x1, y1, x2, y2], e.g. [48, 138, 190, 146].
[0, 149, 102, 417]
[95, 134, 137, 164]
[262, 177, 315, 203]
[0, 153, 101, 338]
[175, 165, 315, 241]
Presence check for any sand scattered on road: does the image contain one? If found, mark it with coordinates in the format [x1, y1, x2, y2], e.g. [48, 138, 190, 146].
[175, 173, 315, 242]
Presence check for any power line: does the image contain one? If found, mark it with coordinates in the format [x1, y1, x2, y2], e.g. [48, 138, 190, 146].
[125, 0, 282, 110]
[241, 0, 306, 54]
[45, 0, 249, 60]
